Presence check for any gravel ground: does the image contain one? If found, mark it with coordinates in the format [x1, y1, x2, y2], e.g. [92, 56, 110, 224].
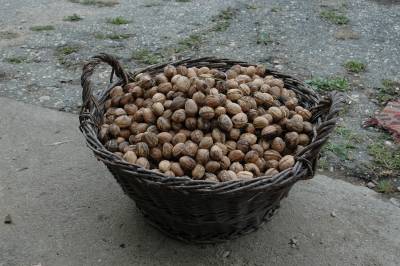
[0, 0, 399, 191]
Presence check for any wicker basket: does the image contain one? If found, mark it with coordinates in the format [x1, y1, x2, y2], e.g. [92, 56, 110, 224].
[79, 53, 343, 243]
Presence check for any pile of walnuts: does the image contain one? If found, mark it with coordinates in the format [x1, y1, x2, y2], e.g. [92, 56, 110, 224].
[99, 64, 313, 182]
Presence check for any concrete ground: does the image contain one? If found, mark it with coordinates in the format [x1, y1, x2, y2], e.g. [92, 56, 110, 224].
[1, 98, 399, 266]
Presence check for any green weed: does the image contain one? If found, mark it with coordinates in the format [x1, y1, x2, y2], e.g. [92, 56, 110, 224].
[376, 180, 396, 193]
[375, 79, 400, 103]
[257, 32, 272, 45]
[344, 60, 366, 73]
[5, 56, 28, 64]
[106, 16, 130, 25]
[211, 7, 237, 32]
[132, 49, 163, 65]
[306, 77, 349, 92]
[320, 9, 349, 25]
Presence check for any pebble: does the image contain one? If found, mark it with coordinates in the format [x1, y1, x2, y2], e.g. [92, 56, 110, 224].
[389, 198, 400, 207]
[4, 214, 12, 224]
[367, 182, 376, 189]
[222, 250, 230, 258]
[289, 238, 298, 248]
[39, 95, 50, 102]
[330, 211, 337, 217]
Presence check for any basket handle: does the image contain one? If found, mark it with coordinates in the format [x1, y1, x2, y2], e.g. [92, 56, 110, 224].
[80, 53, 129, 113]
[295, 92, 345, 179]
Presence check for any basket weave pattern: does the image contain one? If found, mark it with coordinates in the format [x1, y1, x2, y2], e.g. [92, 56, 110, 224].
[79, 53, 343, 243]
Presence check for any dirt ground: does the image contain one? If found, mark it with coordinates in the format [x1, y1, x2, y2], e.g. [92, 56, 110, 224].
[0, 0, 399, 194]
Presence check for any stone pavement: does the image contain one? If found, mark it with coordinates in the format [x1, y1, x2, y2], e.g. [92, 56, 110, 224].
[1, 97, 399, 266]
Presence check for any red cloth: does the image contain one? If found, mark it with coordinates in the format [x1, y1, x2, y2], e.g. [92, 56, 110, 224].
[364, 100, 400, 142]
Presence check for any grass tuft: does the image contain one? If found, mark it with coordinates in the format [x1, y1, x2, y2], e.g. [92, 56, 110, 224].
[257, 32, 272, 45]
[64, 14, 83, 21]
[132, 49, 163, 65]
[367, 141, 400, 171]
[344, 60, 366, 73]
[5, 56, 28, 64]
[211, 7, 237, 32]
[320, 9, 349, 25]
[30, 25, 55, 31]
[69, 0, 119, 7]
[375, 79, 400, 103]
[376, 180, 396, 193]
[106, 16, 130, 25]
[306, 77, 349, 92]
[95, 33, 131, 40]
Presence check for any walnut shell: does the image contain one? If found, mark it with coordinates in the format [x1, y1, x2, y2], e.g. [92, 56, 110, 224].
[240, 133, 257, 145]
[253, 116, 269, 129]
[199, 106, 215, 120]
[210, 145, 224, 161]
[159, 160, 171, 172]
[136, 157, 150, 169]
[198, 136, 213, 149]
[156, 117, 171, 131]
[142, 132, 158, 148]
[244, 163, 261, 176]
[265, 168, 279, 177]
[205, 161, 221, 173]
[183, 141, 198, 157]
[271, 137, 286, 153]
[123, 151, 137, 164]
[263, 150, 282, 161]
[192, 164, 206, 180]
[237, 171, 253, 180]
[298, 134, 310, 146]
[172, 142, 186, 157]
[196, 149, 210, 165]
[267, 107, 283, 122]
[150, 147, 163, 161]
[278, 155, 295, 171]
[179, 156, 196, 171]
[231, 113, 248, 128]
[185, 99, 198, 117]
[218, 114, 233, 132]
[245, 150, 259, 163]
[218, 170, 238, 182]
[236, 139, 250, 153]
[171, 162, 184, 176]
[261, 125, 278, 139]
[114, 115, 132, 128]
[228, 150, 245, 162]
[285, 132, 299, 148]
[135, 142, 149, 157]
[158, 132, 173, 144]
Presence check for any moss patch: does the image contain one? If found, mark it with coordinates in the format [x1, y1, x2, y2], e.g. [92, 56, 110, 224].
[376, 180, 396, 193]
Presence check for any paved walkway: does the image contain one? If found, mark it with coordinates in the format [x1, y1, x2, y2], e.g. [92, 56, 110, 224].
[1, 97, 399, 266]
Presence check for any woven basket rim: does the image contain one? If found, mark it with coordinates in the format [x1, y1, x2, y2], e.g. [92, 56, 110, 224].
[79, 53, 343, 193]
